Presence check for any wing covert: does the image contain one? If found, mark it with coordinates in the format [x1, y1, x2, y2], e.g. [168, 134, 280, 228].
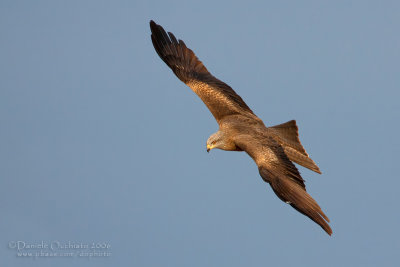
[235, 134, 332, 235]
[150, 20, 255, 123]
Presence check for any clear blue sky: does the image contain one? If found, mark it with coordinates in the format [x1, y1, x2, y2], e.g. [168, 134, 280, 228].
[1, 1, 399, 266]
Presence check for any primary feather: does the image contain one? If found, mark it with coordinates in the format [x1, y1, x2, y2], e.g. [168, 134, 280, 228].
[150, 20, 256, 123]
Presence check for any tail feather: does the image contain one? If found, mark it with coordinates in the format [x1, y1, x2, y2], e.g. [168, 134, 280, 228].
[284, 147, 322, 174]
[269, 120, 321, 174]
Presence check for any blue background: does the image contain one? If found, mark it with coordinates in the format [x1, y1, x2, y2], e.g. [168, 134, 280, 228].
[1, 1, 399, 266]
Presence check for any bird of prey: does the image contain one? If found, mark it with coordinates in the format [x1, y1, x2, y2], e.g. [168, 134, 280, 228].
[149, 20, 332, 235]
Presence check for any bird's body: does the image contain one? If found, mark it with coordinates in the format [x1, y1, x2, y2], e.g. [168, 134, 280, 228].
[150, 20, 332, 235]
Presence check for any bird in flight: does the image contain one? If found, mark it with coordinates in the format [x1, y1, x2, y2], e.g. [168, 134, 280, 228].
[149, 20, 332, 235]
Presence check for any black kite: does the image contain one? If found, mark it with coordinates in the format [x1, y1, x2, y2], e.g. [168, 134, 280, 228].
[149, 20, 332, 235]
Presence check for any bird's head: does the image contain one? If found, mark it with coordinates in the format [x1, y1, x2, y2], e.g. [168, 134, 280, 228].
[206, 131, 224, 152]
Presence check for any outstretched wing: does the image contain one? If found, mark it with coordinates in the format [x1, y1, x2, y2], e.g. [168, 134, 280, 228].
[150, 20, 255, 123]
[235, 135, 332, 235]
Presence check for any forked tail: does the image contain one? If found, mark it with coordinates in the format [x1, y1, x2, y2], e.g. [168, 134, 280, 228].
[269, 120, 321, 174]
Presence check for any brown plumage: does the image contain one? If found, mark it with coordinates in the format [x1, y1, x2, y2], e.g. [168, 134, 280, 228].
[150, 20, 332, 235]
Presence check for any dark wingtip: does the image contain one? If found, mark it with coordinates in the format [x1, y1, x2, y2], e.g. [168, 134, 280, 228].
[149, 20, 157, 32]
[325, 224, 333, 236]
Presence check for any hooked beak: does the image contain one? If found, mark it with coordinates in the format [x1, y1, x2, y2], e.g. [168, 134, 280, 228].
[206, 144, 213, 153]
